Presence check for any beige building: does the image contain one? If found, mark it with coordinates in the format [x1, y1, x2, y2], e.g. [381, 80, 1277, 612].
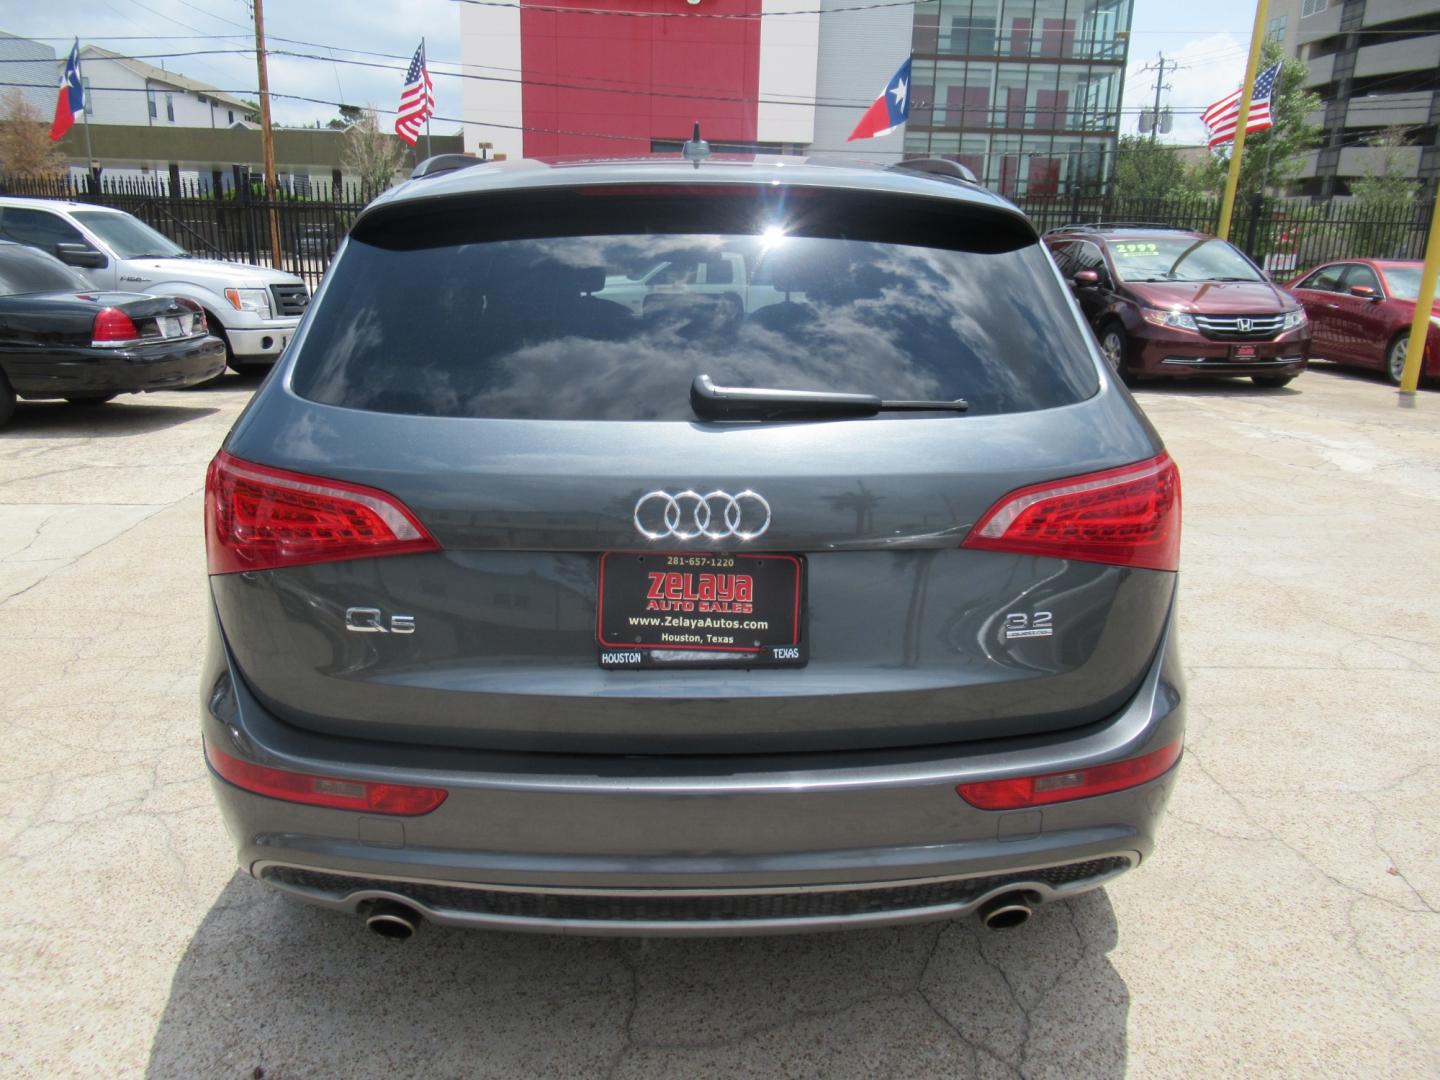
[1268, 0, 1439, 196]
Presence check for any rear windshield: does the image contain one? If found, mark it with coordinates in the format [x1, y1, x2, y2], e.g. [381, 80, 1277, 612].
[1382, 266, 1422, 301]
[0, 247, 88, 295]
[292, 214, 1097, 421]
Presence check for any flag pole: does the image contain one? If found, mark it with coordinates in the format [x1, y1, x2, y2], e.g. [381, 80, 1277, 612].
[1217, 0, 1271, 241]
[423, 37, 433, 160]
[74, 40, 95, 189]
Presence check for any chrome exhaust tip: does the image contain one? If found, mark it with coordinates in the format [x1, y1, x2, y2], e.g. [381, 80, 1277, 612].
[365, 901, 421, 940]
[978, 893, 1034, 931]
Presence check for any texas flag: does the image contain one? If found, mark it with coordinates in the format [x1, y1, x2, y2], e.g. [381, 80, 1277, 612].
[50, 40, 83, 142]
[846, 58, 912, 142]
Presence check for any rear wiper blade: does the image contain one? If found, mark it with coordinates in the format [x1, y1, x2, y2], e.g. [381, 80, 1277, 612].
[690, 374, 968, 421]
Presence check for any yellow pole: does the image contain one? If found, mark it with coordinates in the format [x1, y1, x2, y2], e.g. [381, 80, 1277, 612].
[1217, 0, 1271, 241]
[1397, 190, 1440, 406]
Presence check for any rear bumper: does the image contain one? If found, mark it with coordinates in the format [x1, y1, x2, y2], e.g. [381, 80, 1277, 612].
[202, 602, 1184, 935]
[1131, 325, 1310, 378]
[9, 335, 227, 397]
[250, 854, 1139, 936]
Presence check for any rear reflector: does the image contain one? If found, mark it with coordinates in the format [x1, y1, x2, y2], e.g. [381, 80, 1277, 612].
[962, 452, 1180, 571]
[205, 741, 447, 815]
[956, 740, 1182, 810]
[205, 451, 439, 574]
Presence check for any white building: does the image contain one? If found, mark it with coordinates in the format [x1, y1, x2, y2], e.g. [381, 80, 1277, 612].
[0, 31, 57, 114]
[76, 46, 256, 129]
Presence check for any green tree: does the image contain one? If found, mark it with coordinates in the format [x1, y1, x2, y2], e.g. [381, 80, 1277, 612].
[1348, 127, 1420, 257]
[1112, 136, 1192, 200]
[1205, 40, 1322, 198]
[326, 104, 365, 131]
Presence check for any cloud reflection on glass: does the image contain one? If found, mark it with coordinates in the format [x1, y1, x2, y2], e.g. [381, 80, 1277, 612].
[292, 234, 1097, 421]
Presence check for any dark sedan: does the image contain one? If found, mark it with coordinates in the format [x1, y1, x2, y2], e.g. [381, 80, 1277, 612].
[0, 241, 226, 427]
[1287, 259, 1439, 384]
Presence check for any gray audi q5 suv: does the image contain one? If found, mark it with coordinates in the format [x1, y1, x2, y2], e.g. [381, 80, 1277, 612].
[202, 152, 1183, 937]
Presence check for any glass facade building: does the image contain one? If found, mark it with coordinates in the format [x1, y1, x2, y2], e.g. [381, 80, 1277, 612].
[904, 0, 1133, 197]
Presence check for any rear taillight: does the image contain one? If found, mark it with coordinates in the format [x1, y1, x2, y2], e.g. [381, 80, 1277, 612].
[205, 741, 447, 815]
[961, 452, 1180, 571]
[92, 307, 141, 346]
[205, 451, 439, 574]
[957, 740, 1182, 810]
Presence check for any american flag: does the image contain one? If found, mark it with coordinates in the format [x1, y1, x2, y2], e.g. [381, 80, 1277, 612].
[394, 41, 435, 146]
[1203, 62, 1282, 149]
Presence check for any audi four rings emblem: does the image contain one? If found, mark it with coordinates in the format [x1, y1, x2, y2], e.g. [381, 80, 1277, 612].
[633, 490, 772, 541]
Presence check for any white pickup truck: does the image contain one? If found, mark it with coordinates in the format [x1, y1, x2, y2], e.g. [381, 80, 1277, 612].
[0, 197, 308, 375]
[595, 250, 794, 318]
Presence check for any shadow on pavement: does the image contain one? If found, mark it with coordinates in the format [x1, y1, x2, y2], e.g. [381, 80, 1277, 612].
[1303, 359, 1417, 388]
[1131, 377, 1302, 399]
[146, 873, 1129, 1079]
[1, 400, 219, 437]
[180, 372, 266, 394]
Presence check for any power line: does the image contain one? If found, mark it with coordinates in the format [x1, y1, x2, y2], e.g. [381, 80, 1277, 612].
[445, 0, 936, 18]
[122, 0, 214, 39]
[13, 42, 1424, 141]
[8, 78, 1425, 160]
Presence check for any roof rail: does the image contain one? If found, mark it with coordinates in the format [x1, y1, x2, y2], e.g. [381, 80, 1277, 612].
[1046, 221, 1197, 234]
[410, 154, 486, 180]
[888, 158, 979, 185]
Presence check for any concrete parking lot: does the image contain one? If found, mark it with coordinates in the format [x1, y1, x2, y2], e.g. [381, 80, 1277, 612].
[2, 364, 1437, 1078]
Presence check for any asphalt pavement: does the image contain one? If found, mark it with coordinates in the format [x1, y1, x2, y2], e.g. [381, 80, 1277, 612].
[1, 363, 1437, 1078]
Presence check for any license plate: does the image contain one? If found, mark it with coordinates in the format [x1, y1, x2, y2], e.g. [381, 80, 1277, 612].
[597, 551, 805, 669]
[161, 316, 182, 337]
[1233, 345, 1258, 359]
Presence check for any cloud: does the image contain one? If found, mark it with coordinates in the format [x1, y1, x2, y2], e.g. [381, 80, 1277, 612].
[1122, 33, 1248, 147]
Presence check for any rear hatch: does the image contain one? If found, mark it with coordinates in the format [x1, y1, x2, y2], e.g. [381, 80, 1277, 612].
[209, 179, 1177, 754]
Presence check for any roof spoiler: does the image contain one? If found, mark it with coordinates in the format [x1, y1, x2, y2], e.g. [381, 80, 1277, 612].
[888, 158, 980, 185]
[411, 154, 486, 180]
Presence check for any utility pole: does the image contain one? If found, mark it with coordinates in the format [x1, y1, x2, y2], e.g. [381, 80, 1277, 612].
[251, 0, 282, 269]
[75, 40, 97, 193]
[1139, 54, 1174, 143]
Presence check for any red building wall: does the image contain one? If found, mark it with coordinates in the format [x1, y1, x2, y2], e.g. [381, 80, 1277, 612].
[520, 0, 763, 157]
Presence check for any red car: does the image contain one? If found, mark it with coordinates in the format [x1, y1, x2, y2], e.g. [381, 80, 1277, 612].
[1287, 260, 1439, 385]
[1045, 225, 1311, 387]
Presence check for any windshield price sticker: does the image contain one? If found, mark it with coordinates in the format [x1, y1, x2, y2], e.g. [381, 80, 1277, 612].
[1112, 242, 1160, 257]
[597, 551, 806, 669]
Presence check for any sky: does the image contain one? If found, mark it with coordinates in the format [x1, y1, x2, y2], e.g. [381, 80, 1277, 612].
[3, 0, 1265, 144]
[1122, 0, 1260, 146]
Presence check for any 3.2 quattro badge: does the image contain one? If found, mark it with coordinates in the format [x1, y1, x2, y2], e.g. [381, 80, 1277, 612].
[633, 489, 771, 541]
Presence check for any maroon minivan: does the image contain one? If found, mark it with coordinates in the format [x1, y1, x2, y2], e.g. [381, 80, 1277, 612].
[1044, 225, 1312, 387]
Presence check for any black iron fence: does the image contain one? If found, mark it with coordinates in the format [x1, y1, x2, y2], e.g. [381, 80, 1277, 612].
[0, 173, 378, 287]
[1, 174, 1434, 285]
[1016, 193, 1435, 277]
